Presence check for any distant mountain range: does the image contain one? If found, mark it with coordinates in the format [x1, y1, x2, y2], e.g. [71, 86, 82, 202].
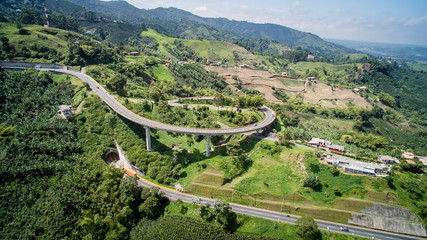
[327, 39, 427, 63]
[65, 0, 354, 57]
[2, 0, 355, 57]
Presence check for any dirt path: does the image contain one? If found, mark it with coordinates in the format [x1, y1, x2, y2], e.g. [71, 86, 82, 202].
[75, 99, 85, 113]
[216, 121, 231, 129]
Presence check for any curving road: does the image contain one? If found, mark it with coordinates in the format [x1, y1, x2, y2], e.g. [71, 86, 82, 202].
[136, 176, 425, 240]
[3, 63, 426, 239]
[48, 68, 275, 135]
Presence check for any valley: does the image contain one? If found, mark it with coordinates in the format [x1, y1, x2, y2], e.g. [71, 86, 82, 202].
[0, 1, 426, 240]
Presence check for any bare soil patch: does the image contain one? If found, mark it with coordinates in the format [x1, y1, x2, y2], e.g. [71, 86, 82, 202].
[304, 82, 372, 109]
[206, 66, 372, 109]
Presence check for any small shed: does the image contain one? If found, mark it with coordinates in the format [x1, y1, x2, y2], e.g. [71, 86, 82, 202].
[327, 144, 345, 153]
[402, 152, 414, 159]
[57, 105, 73, 117]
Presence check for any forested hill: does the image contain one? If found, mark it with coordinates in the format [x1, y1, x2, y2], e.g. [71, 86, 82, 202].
[65, 0, 354, 57]
[144, 7, 354, 57]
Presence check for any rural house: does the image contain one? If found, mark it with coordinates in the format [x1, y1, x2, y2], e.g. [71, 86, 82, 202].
[378, 155, 401, 164]
[57, 105, 73, 118]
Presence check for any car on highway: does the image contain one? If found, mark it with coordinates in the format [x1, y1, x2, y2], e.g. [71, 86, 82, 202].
[340, 226, 349, 231]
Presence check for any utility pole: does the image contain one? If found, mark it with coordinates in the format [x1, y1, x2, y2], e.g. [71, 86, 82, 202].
[280, 198, 284, 212]
[43, 3, 49, 27]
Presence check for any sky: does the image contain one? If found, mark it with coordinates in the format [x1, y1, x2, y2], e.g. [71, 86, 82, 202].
[124, 0, 427, 46]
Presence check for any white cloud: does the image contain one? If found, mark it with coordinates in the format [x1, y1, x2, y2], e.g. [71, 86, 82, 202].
[405, 15, 427, 25]
[194, 6, 208, 12]
[381, 17, 396, 25]
[292, 1, 304, 7]
[240, 5, 248, 10]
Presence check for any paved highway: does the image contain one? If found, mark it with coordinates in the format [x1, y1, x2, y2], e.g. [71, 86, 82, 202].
[48, 68, 275, 135]
[58, 68, 427, 239]
[136, 177, 425, 240]
[3, 63, 425, 239]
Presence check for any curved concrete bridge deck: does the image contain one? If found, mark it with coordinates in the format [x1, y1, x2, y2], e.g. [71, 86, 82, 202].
[2, 63, 275, 156]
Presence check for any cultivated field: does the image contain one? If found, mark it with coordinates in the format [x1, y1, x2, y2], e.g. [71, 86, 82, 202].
[206, 66, 372, 108]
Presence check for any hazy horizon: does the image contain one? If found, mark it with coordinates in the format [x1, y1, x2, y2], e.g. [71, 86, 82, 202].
[123, 0, 427, 46]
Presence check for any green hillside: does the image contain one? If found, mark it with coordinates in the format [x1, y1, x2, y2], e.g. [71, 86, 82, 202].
[137, 28, 289, 69]
[0, 22, 120, 65]
[1, 3, 427, 239]
[78, 19, 144, 44]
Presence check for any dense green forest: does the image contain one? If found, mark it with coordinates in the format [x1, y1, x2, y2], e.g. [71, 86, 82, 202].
[0, 69, 84, 238]
[356, 60, 427, 122]
[0, 69, 169, 239]
[1, 1, 427, 238]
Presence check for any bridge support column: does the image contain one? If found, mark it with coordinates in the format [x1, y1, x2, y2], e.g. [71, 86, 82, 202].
[204, 135, 211, 157]
[144, 127, 153, 152]
[256, 129, 260, 135]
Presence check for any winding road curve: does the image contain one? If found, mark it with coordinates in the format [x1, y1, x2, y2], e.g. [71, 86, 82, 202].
[1, 62, 275, 135]
[59, 69, 275, 135]
[2, 62, 425, 240]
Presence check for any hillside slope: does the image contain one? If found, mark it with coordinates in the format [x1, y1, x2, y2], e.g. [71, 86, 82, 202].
[136, 29, 290, 68]
[0, 22, 120, 65]
[66, 0, 354, 56]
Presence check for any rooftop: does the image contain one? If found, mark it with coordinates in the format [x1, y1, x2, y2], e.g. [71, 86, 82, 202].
[329, 155, 389, 173]
[58, 105, 72, 111]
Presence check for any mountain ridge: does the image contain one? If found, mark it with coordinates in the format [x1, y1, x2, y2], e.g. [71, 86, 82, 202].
[66, 0, 354, 57]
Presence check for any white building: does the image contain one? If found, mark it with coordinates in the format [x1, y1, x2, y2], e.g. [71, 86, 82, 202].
[57, 105, 73, 118]
[328, 155, 390, 177]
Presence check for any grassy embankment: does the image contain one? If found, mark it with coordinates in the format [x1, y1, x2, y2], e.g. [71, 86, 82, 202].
[164, 200, 367, 240]
[179, 133, 413, 224]
[408, 62, 427, 71]
[0, 22, 119, 67]
[0, 23, 69, 63]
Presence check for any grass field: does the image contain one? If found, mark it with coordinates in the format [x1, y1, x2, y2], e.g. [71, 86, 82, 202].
[281, 79, 306, 87]
[149, 64, 174, 82]
[234, 148, 307, 196]
[408, 62, 427, 71]
[0, 23, 72, 63]
[184, 39, 235, 60]
[164, 200, 368, 239]
[51, 74, 70, 83]
[290, 61, 355, 75]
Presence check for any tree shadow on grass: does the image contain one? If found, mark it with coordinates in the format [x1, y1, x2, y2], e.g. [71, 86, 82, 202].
[118, 115, 170, 154]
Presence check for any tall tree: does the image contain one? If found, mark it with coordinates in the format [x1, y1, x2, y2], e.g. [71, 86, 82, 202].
[295, 216, 321, 240]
